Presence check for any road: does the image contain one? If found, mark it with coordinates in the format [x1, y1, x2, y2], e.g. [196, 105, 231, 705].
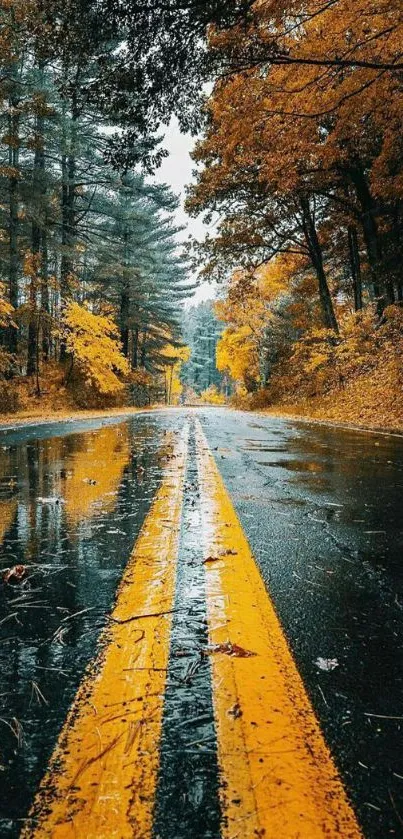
[0, 408, 402, 838]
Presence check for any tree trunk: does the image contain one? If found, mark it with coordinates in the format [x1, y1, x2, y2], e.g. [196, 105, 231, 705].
[347, 162, 393, 312]
[132, 326, 139, 368]
[41, 230, 50, 361]
[60, 105, 78, 298]
[27, 99, 46, 381]
[120, 227, 130, 357]
[120, 285, 130, 357]
[27, 278, 38, 378]
[347, 225, 363, 311]
[8, 100, 20, 355]
[392, 199, 402, 304]
[60, 93, 78, 361]
[168, 365, 174, 405]
[60, 151, 69, 297]
[300, 196, 339, 333]
[61, 151, 76, 292]
[140, 331, 147, 367]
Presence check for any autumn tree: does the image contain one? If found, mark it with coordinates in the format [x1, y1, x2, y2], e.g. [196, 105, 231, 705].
[61, 301, 129, 400]
[187, 0, 402, 339]
[215, 259, 300, 392]
[160, 343, 190, 405]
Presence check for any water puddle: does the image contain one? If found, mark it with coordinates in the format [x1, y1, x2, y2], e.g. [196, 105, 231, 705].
[0, 416, 171, 837]
[256, 458, 325, 473]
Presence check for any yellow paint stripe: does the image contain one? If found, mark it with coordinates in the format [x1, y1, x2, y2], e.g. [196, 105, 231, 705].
[23, 426, 188, 839]
[195, 419, 362, 839]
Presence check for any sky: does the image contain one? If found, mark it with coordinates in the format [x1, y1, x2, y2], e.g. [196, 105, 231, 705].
[154, 118, 218, 306]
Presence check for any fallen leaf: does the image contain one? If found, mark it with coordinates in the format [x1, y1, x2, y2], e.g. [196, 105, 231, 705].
[203, 549, 237, 564]
[203, 642, 257, 658]
[2, 565, 27, 585]
[314, 657, 339, 672]
[228, 701, 243, 719]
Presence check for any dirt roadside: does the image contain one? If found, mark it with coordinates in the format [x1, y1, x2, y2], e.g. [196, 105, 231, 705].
[0, 404, 165, 431]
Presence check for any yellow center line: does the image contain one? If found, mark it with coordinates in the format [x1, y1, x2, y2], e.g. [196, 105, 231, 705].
[195, 419, 362, 839]
[23, 425, 188, 839]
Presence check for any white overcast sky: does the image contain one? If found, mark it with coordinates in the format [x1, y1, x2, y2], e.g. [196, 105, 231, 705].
[154, 117, 218, 305]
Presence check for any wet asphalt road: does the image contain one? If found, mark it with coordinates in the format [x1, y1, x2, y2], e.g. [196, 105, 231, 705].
[0, 407, 402, 838]
[198, 408, 403, 838]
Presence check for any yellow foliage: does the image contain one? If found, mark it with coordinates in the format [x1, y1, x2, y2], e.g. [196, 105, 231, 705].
[0, 282, 15, 329]
[289, 306, 403, 393]
[198, 384, 226, 405]
[160, 343, 191, 364]
[62, 302, 129, 397]
[214, 257, 299, 392]
[256, 255, 294, 302]
[216, 325, 259, 389]
[160, 343, 191, 404]
[0, 285, 17, 408]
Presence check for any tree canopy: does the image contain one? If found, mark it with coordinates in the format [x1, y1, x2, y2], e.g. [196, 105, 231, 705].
[1, 0, 402, 418]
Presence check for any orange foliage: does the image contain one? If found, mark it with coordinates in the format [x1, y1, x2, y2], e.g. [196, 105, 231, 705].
[188, 0, 402, 430]
[0, 282, 15, 329]
[286, 306, 403, 396]
[207, 0, 403, 202]
[259, 305, 403, 430]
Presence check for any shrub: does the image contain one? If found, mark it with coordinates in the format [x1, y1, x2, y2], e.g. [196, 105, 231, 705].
[0, 349, 19, 414]
[62, 302, 129, 406]
[199, 384, 226, 405]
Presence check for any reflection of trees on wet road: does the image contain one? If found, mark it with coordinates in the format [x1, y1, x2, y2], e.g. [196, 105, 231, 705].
[61, 425, 131, 524]
[0, 499, 17, 545]
[0, 416, 171, 836]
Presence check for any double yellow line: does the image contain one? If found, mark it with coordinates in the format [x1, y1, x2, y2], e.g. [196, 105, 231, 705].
[23, 426, 188, 839]
[24, 419, 362, 839]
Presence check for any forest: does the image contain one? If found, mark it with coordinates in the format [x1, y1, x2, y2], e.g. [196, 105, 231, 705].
[0, 0, 402, 429]
[186, 0, 403, 428]
[0, 0, 199, 414]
